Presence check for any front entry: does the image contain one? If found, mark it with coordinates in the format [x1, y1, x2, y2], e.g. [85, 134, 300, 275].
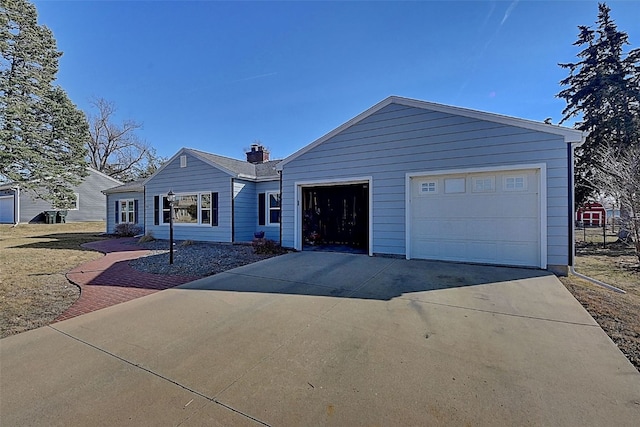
[302, 184, 369, 253]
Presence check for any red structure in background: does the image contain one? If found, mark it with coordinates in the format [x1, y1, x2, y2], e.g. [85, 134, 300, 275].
[576, 202, 607, 226]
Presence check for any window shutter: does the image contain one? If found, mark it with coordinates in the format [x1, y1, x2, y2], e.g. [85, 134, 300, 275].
[134, 200, 139, 224]
[115, 201, 119, 224]
[212, 192, 218, 226]
[154, 196, 159, 225]
[258, 193, 265, 226]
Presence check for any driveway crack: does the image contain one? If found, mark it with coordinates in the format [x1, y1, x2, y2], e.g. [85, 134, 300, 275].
[397, 297, 600, 326]
[47, 325, 271, 426]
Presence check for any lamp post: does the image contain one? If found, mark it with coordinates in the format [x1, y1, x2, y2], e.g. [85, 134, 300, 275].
[167, 190, 175, 264]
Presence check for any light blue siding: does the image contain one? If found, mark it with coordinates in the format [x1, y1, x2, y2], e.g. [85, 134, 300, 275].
[8, 169, 120, 224]
[256, 180, 281, 242]
[145, 152, 233, 242]
[105, 191, 145, 234]
[233, 179, 256, 242]
[281, 104, 571, 267]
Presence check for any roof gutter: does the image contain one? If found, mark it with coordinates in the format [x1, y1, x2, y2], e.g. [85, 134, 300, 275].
[566, 132, 624, 293]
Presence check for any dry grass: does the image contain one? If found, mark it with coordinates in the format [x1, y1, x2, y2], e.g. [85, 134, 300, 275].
[560, 228, 640, 371]
[2, 221, 638, 372]
[0, 222, 106, 338]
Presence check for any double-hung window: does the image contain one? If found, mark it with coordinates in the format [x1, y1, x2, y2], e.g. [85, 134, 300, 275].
[119, 199, 136, 223]
[258, 192, 281, 226]
[267, 192, 281, 225]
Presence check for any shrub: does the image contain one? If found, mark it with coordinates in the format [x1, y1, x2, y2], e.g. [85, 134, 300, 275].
[114, 223, 143, 237]
[253, 238, 287, 255]
[138, 233, 155, 244]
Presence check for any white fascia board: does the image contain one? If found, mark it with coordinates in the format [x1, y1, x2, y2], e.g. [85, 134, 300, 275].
[277, 98, 396, 171]
[236, 174, 280, 182]
[102, 186, 144, 195]
[277, 96, 586, 171]
[390, 96, 586, 143]
[145, 147, 239, 186]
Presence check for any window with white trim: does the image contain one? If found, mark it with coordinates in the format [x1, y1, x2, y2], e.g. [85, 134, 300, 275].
[419, 181, 437, 194]
[162, 192, 218, 225]
[504, 176, 527, 191]
[266, 191, 281, 225]
[119, 199, 136, 223]
[444, 178, 465, 194]
[473, 176, 495, 192]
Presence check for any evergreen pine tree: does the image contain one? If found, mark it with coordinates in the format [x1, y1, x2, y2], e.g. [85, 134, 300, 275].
[0, 0, 88, 208]
[557, 3, 640, 206]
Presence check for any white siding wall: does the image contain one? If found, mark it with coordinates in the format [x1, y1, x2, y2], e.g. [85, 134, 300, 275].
[145, 152, 233, 242]
[281, 103, 570, 266]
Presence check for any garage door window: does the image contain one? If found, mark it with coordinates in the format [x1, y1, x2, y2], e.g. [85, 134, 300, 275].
[505, 176, 527, 191]
[419, 181, 437, 194]
[445, 178, 465, 194]
[473, 177, 495, 192]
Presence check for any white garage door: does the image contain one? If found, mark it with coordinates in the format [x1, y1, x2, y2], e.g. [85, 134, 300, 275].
[0, 195, 15, 224]
[409, 168, 541, 268]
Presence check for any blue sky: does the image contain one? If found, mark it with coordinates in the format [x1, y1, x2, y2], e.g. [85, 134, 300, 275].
[33, 0, 640, 161]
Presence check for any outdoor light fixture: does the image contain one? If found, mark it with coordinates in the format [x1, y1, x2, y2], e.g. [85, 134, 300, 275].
[167, 190, 175, 265]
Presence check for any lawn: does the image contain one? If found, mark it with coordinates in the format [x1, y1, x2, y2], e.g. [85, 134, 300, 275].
[1, 222, 638, 372]
[0, 222, 106, 338]
[560, 226, 640, 371]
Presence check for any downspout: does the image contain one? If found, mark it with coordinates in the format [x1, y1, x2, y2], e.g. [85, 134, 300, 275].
[143, 186, 146, 236]
[13, 186, 20, 226]
[567, 140, 625, 294]
[231, 178, 235, 243]
[278, 170, 283, 246]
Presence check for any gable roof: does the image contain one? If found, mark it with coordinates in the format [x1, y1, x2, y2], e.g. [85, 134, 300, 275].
[277, 95, 587, 170]
[0, 167, 122, 191]
[146, 147, 281, 184]
[102, 178, 146, 195]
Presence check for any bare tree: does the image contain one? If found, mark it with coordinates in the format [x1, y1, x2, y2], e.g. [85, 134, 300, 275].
[86, 98, 163, 182]
[596, 144, 640, 262]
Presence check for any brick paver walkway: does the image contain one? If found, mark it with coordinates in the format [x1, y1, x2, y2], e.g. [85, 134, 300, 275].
[55, 238, 201, 322]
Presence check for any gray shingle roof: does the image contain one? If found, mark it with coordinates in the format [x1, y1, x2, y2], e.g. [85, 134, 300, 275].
[188, 148, 281, 179]
[103, 178, 145, 194]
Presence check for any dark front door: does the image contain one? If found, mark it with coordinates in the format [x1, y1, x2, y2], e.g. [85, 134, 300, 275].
[302, 184, 368, 251]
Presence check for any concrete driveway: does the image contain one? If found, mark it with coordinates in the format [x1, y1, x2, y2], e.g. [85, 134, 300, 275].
[1, 252, 639, 426]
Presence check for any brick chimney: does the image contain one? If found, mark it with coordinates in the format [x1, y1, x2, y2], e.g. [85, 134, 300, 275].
[246, 144, 269, 164]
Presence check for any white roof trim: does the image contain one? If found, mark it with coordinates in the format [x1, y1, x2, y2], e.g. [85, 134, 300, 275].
[144, 147, 239, 185]
[102, 185, 145, 195]
[277, 96, 587, 170]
